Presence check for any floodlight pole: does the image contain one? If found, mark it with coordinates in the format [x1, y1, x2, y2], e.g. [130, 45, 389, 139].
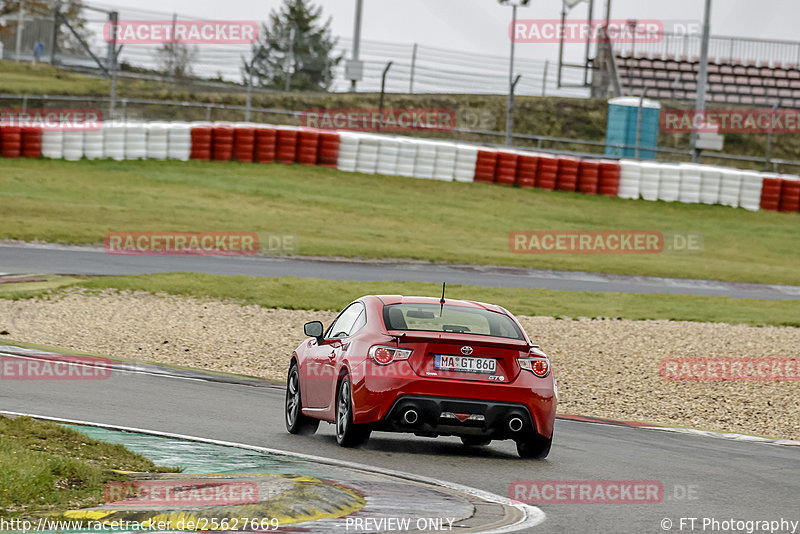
[506, 4, 518, 146]
[350, 0, 363, 92]
[691, 0, 712, 163]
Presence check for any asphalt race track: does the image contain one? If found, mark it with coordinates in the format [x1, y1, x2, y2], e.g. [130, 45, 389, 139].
[1, 365, 797, 534]
[2, 243, 800, 300]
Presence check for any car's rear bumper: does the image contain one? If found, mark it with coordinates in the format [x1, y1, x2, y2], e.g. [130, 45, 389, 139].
[375, 395, 544, 440]
[351, 364, 556, 439]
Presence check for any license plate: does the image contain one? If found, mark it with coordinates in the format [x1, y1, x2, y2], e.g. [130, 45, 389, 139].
[434, 354, 496, 374]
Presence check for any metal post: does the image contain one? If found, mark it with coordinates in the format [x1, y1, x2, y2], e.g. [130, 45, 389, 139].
[583, 0, 594, 86]
[409, 43, 418, 94]
[109, 11, 118, 120]
[765, 102, 778, 169]
[378, 61, 393, 132]
[169, 13, 177, 80]
[505, 5, 517, 146]
[15, 0, 24, 63]
[635, 87, 651, 159]
[350, 0, 363, 92]
[691, 0, 712, 163]
[557, 3, 566, 88]
[506, 74, 521, 146]
[50, 2, 61, 65]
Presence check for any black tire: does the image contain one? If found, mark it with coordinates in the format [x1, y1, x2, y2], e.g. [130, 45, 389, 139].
[460, 436, 492, 447]
[285, 363, 319, 435]
[516, 433, 552, 459]
[335, 376, 371, 447]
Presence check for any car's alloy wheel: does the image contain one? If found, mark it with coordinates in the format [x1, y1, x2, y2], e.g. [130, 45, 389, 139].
[285, 363, 319, 435]
[516, 433, 552, 459]
[335, 376, 370, 447]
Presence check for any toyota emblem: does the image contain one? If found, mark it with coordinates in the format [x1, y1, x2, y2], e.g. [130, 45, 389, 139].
[461, 346, 473, 355]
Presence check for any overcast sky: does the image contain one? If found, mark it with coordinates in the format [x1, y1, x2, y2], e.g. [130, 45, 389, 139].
[88, 0, 797, 61]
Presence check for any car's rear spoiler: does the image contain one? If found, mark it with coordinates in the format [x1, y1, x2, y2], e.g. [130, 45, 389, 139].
[388, 330, 534, 352]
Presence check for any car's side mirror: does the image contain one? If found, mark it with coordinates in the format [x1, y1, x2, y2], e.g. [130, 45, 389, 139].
[304, 321, 325, 344]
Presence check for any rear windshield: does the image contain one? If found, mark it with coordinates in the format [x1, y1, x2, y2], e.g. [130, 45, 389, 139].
[383, 303, 524, 340]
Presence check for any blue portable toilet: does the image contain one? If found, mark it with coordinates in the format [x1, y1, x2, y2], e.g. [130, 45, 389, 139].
[604, 97, 661, 160]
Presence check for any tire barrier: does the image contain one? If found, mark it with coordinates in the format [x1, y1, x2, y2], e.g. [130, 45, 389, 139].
[739, 171, 763, 211]
[699, 166, 722, 205]
[597, 160, 621, 196]
[376, 137, 400, 176]
[433, 141, 457, 182]
[124, 121, 147, 160]
[474, 149, 498, 183]
[536, 155, 558, 190]
[190, 122, 212, 161]
[454, 145, 479, 184]
[84, 127, 104, 160]
[413, 139, 437, 180]
[21, 127, 42, 158]
[759, 175, 782, 211]
[0, 126, 22, 158]
[254, 126, 277, 164]
[639, 162, 661, 201]
[678, 164, 703, 204]
[355, 133, 380, 174]
[577, 159, 600, 194]
[617, 160, 642, 199]
[167, 122, 192, 161]
[318, 132, 340, 168]
[212, 123, 235, 162]
[41, 130, 64, 159]
[779, 177, 800, 213]
[233, 123, 256, 163]
[296, 128, 320, 166]
[146, 122, 169, 161]
[657, 164, 681, 202]
[495, 151, 518, 186]
[555, 156, 580, 192]
[337, 131, 359, 172]
[395, 137, 418, 177]
[275, 126, 299, 165]
[719, 168, 744, 208]
[4, 118, 798, 215]
[62, 130, 84, 161]
[103, 121, 126, 161]
[515, 152, 538, 188]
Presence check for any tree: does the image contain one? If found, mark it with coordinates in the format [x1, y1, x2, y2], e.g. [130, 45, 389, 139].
[157, 42, 197, 81]
[0, 0, 91, 55]
[242, 0, 341, 92]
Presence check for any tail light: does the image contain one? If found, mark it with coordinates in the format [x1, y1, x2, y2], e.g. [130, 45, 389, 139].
[369, 345, 412, 365]
[519, 351, 550, 377]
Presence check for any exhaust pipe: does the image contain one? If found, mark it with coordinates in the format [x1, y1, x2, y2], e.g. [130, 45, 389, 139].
[402, 408, 420, 425]
[508, 417, 524, 432]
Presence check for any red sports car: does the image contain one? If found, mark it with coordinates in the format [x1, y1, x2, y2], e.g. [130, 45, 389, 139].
[285, 295, 557, 458]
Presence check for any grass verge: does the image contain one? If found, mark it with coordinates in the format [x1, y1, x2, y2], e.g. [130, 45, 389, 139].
[1, 159, 798, 285]
[0, 415, 175, 518]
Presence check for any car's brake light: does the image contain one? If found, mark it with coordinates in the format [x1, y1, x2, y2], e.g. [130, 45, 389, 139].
[519, 358, 550, 378]
[369, 345, 413, 365]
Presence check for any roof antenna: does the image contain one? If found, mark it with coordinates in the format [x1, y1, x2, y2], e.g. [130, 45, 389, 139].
[439, 282, 446, 317]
